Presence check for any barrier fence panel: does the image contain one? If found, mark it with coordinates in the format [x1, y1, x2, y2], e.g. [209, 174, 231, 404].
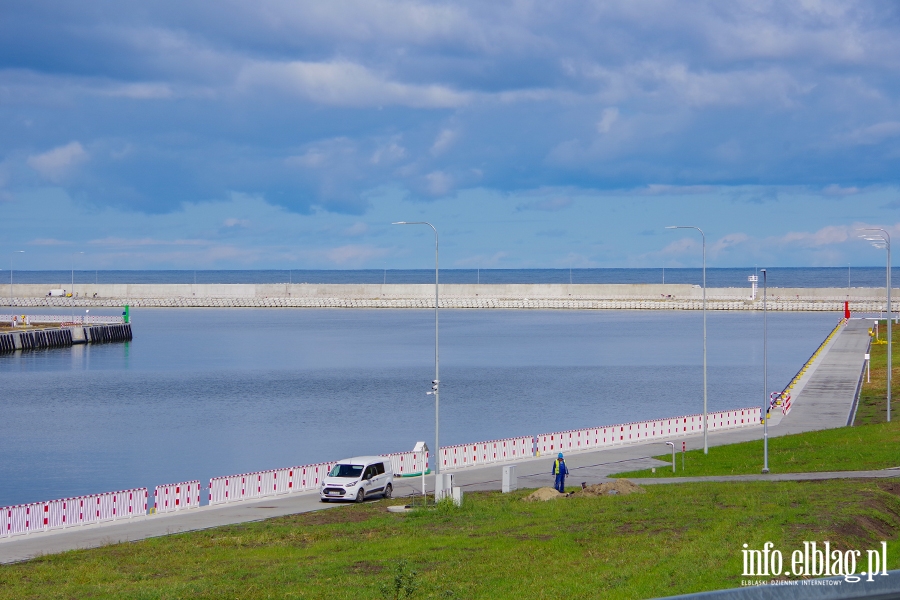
[440, 435, 535, 471]
[0, 314, 124, 325]
[0, 487, 147, 538]
[154, 481, 201, 514]
[98, 494, 115, 522]
[209, 462, 338, 506]
[535, 407, 761, 458]
[384, 452, 429, 477]
[292, 463, 335, 492]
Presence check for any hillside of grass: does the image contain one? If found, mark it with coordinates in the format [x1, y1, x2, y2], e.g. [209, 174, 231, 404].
[614, 420, 900, 479]
[854, 319, 898, 425]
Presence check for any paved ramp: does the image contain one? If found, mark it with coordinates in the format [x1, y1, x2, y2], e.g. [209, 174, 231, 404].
[777, 318, 870, 434]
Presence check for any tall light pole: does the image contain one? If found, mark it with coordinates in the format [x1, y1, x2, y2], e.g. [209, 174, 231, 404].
[10, 250, 24, 311]
[761, 269, 769, 474]
[859, 228, 891, 422]
[392, 221, 441, 476]
[666, 225, 708, 453]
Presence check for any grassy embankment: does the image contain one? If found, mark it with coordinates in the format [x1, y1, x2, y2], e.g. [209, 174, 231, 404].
[854, 319, 898, 425]
[615, 320, 899, 480]
[0, 480, 899, 599]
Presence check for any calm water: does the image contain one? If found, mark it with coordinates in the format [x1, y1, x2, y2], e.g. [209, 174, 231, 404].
[0, 308, 840, 506]
[6, 267, 894, 288]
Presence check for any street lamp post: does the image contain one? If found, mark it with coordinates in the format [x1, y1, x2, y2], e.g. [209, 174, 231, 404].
[761, 269, 769, 474]
[666, 226, 708, 453]
[859, 228, 891, 422]
[10, 250, 24, 311]
[392, 221, 441, 477]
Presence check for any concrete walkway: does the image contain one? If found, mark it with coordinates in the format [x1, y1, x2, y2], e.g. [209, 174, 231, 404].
[774, 318, 871, 432]
[0, 318, 879, 564]
[631, 468, 900, 485]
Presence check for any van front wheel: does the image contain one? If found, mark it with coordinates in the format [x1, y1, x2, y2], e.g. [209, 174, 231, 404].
[383, 484, 393, 499]
[355, 489, 365, 503]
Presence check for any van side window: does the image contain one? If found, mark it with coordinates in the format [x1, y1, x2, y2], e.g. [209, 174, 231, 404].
[375, 462, 385, 475]
[363, 465, 376, 479]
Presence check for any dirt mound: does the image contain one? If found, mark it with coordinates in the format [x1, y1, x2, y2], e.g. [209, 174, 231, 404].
[522, 480, 644, 502]
[572, 479, 645, 497]
[523, 487, 564, 502]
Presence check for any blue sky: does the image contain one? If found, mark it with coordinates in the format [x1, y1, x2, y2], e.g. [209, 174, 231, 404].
[2, 1, 900, 270]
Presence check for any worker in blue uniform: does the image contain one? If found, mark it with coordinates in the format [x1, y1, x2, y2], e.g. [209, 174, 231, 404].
[552, 452, 569, 493]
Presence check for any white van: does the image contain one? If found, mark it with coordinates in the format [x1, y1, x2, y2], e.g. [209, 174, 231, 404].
[319, 456, 393, 503]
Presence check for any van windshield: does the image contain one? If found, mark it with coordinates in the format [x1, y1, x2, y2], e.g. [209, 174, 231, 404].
[329, 464, 364, 478]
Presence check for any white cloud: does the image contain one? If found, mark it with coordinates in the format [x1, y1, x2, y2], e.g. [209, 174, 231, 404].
[287, 149, 327, 168]
[343, 222, 369, 236]
[286, 138, 356, 169]
[430, 129, 458, 155]
[580, 60, 809, 109]
[28, 238, 69, 246]
[843, 121, 900, 145]
[237, 60, 469, 108]
[223, 218, 250, 228]
[371, 140, 407, 164]
[102, 83, 174, 99]
[778, 225, 851, 247]
[425, 171, 453, 196]
[710, 233, 750, 256]
[27, 142, 88, 182]
[823, 184, 860, 196]
[596, 107, 619, 133]
[638, 185, 718, 196]
[660, 237, 701, 255]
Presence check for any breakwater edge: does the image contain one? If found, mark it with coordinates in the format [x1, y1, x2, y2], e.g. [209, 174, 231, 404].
[4, 283, 897, 311]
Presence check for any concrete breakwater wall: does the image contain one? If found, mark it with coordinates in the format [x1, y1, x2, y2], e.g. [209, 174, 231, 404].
[0, 324, 132, 354]
[2, 283, 896, 311]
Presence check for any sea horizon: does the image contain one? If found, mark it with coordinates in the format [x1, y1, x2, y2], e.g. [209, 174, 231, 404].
[3, 266, 894, 288]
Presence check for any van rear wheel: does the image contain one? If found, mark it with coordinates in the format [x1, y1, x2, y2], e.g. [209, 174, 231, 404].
[355, 489, 365, 503]
[383, 483, 393, 499]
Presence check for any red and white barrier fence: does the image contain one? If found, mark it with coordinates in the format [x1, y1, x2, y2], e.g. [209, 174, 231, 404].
[208, 462, 336, 506]
[0, 488, 147, 538]
[0, 314, 124, 325]
[782, 394, 792, 416]
[534, 408, 761, 456]
[0, 408, 764, 526]
[440, 436, 534, 471]
[154, 480, 201, 514]
[384, 451, 429, 477]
